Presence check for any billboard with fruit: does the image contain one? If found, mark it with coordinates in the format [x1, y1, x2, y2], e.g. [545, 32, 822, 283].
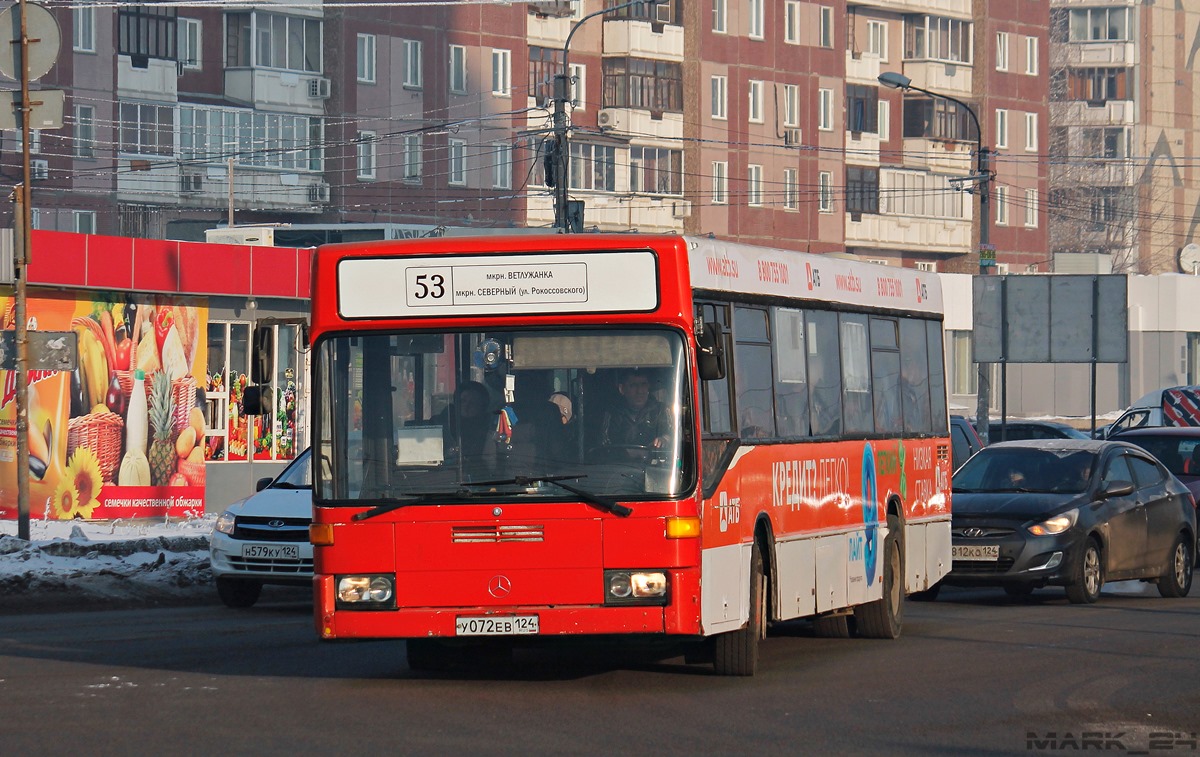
[0, 292, 208, 520]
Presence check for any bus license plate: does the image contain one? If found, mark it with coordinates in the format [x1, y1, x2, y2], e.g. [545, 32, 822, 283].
[242, 544, 300, 560]
[455, 615, 539, 636]
[953, 544, 1000, 561]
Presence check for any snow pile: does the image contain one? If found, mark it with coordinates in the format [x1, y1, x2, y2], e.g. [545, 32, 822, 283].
[0, 515, 217, 612]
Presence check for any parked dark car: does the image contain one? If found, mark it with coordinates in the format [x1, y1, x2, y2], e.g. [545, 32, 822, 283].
[943, 439, 1196, 603]
[1109, 427, 1200, 501]
[951, 414, 985, 470]
[986, 420, 1091, 443]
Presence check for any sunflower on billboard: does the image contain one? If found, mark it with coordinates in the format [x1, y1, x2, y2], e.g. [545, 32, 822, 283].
[51, 448, 104, 519]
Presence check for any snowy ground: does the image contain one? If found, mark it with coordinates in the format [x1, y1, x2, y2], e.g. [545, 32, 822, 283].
[0, 515, 218, 614]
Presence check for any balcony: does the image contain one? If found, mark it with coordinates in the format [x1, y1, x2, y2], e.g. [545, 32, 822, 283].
[845, 130, 881, 167]
[1050, 158, 1138, 187]
[849, 0, 970, 18]
[897, 138, 973, 174]
[116, 57, 178, 99]
[602, 19, 684, 61]
[224, 69, 328, 114]
[845, 51, 881, 85]
[1051, 99, 1135, 126]
[1053, 40, 1137, 67]
[525, 193, 682, 233]
[903, 60, 973, 97]
[845, 212, 971, 255]
[528, 11, 573, 47]
[593, 107, 683, 139]
[116, 162, 324, 212]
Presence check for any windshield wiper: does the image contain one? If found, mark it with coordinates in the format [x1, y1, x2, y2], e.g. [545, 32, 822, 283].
[467, 475, 633, 518]
[353, 490, 475, 521]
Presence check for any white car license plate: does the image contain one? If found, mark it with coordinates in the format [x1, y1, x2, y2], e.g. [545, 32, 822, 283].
[953, 544, 1000, 561]
[242, 544, 300, 560]
[455, 615, 539, 636]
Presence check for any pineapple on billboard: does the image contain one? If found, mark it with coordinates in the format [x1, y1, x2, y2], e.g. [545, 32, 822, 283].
[0, 291, 208, 520]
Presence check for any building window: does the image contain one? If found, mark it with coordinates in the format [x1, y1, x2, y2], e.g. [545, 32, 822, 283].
[1024, 36, 1038, 75]
[569, 63, 585, 107]
[867, 20, 888, 60]
[492, 142, 512, 189]
[818, 88, 833, 130]
[73, 2, 95, 52]
[179, 105, 324, 171]
[711, 75, 728, 120]
[712, 0, 727, 33]
[1069, 7, 1130, 42]
[567, 142, 616, 191]
[995, 184, 1009, 225]
[118, 102, 175, 156]
[1081, 126, 1129, 158]
[403, 134, 422, 182]
[748, 0, 764, 39]
[996, 31, 1008, 71]
[74, 105, 95, 158]
[878, 100, 890, 141]
[449, 45, 467, 94]
[224, 12, 320, 72]
[819, 171, 833, 212]
[784, 168, 798, 210]
[819, 7, 834, 48]
[904, 15, 973, 64]
[403, 39, 423, 88]
[915, 261, 937, 272]
[995, 109, 1008, 149]
[1067, 67, 1130, 103]
[449, 138, 467, 186]
[713, 161, 728, 204]
[1024, 111, 1037, 151]
[784, 1, 800, 44]
[74, 210, 96, 235]
[179, 18, 201, 69]
[492, 49, 512, 96]
[748, 80, 763, 123]
[119, 4, 178, 62]
[846, 84, 879, 134]
[356, 131, 376, 180]
[630, 146, 683, 195]
[883, 170, 964, 218]
[846, 166, 879, 215]
[747, 164, 763, 206]
[357, 34, 376, 83]
[602, 58, 683, 113]
[529, 46, 563, 105]
[783, 84, 799, 127]
[902, 96, 977, 142]
[1024, 188, 1038, 227]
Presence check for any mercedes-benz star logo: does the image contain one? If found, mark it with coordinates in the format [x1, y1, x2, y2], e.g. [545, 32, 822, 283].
[488, 575, 512, 598]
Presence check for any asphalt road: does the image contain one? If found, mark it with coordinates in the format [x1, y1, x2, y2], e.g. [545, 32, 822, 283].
[1, 584, 1197, 756]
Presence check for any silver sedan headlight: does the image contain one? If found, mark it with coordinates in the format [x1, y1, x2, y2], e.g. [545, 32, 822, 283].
[214, 510, 236, 536]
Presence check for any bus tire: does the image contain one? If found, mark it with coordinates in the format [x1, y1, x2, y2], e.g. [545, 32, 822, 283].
[712, 540, 764, 676]
[854, 514, 903, 639]
[811, 614, 851, 638]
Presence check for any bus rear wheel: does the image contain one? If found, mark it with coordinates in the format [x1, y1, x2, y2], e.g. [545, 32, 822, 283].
[853, 514, 903, 639]
[712, 540, 765, 676]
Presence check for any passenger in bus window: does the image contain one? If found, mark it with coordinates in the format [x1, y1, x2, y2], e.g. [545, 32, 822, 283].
[433, 381, 495, 461]
[600, 369, 671, 450]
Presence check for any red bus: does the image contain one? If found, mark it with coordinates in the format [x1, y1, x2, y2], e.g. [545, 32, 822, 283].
[297, 234, 951, 675]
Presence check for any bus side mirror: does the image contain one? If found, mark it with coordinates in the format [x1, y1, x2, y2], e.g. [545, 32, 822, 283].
[242, 385, 270, 416]
[697, 322, 726, 381]
[251, 325, 274, 385]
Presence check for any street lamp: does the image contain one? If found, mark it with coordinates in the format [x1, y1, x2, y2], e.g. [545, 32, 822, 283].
[552, 0, 666, 232]
[878, 71, 996, 443]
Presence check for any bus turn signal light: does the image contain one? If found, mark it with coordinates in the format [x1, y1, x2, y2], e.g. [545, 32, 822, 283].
[309, 523, 334, 545]
[666, 516, 700, 539]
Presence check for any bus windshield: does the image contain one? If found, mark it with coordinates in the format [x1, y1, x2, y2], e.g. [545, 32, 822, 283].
[315, 326, 695, 503]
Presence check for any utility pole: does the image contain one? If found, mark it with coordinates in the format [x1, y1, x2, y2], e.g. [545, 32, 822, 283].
[15, 0, 33, 540]
[552, 0, 665, 232]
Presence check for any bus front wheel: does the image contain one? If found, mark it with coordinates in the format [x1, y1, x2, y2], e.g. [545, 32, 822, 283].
[853, 514, 903, 639]
[712, 539, 765, 676]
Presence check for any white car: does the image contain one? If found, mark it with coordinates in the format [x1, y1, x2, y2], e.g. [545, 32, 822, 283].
[210, 448, 313, 608]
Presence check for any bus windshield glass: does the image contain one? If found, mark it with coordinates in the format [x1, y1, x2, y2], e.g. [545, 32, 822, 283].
[315, 327, 695, 503]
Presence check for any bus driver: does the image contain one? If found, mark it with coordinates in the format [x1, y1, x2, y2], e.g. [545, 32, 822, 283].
[600, 369, 672, 451]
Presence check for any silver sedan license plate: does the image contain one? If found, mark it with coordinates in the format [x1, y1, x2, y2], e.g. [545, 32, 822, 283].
[953, 544, 1000, 561]
[242, 544, 300, 559]
[455, 615, 539, 636]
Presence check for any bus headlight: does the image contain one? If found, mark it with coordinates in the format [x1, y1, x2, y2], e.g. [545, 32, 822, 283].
[336, 575, 396, 609]
[604, 570, 668, 605]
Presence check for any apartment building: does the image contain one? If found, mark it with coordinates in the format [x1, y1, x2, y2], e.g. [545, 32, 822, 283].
[1048, 0, 1200, 274]
[0, 0, 1049, 274]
